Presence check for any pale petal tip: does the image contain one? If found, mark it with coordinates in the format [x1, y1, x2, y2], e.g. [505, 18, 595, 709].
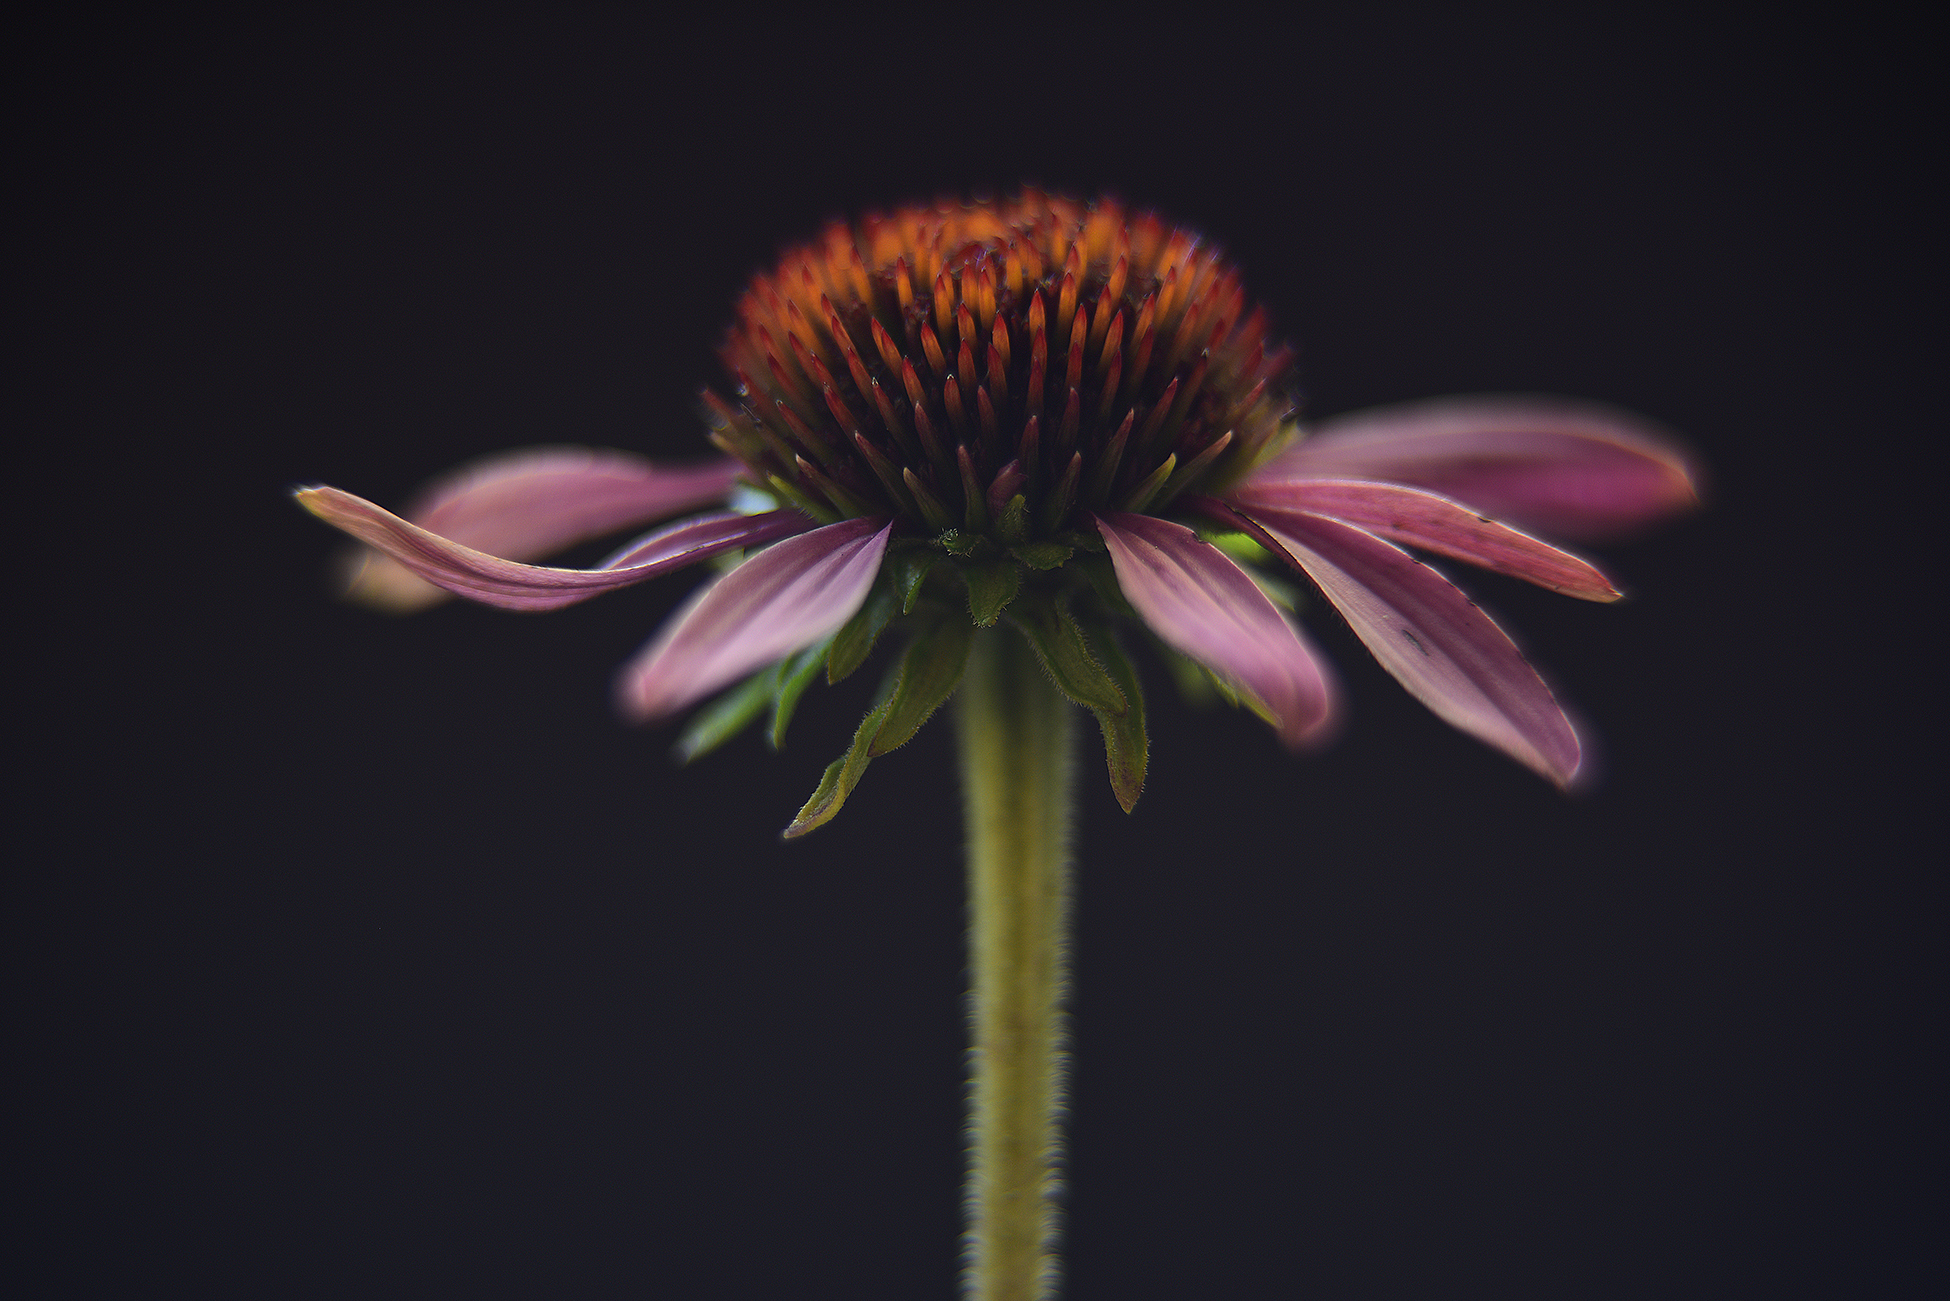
[291, 484, 331, 517]
[1285, 691, 1344, 752]
[612, 662, 656, 725]
[294, 486, 449, 613]
[1511, 690, 1587, 791]
[338, 547, 448, 613]
[1545, 744, 1585, 791]
[1246, 661, 1342, 753]
[1550, 702, 1603, 794]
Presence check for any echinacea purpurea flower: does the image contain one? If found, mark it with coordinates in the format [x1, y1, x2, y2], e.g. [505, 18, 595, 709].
[296, 191, 1698, 1298]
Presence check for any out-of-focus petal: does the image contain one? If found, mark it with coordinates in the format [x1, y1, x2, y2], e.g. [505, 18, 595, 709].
[296, 485, 812, 612]
[1258, 397, 1699, 541]
[1093, 512, 1336, 750]
[616, 518, 893, 723]
[340, 449, 742, 611]
[1225, 479, 1622, 601]
[1246, 508, 1583, 787]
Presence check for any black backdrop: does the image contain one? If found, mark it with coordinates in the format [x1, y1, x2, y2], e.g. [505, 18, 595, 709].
[18, 11, 1937, 1297]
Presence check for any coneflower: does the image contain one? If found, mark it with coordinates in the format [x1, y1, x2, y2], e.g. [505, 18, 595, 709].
[708, 193, 1290, 551]
[297, 190, 1698, 1299]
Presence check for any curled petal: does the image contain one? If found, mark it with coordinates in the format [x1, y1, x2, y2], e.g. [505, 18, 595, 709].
[1260, 397, 1700, 541]
[338, 449, 742, 611]
[617, 518, 893, 723]
[1224, 479, 1622, 601]
[1093, 512, 1336, 749]
[1246, 508, 1583, 787]
[296, 485, 812, 611]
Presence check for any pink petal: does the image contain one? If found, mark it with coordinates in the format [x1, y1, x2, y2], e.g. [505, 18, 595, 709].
[1225, 479, 1622, 601]
[1093, 512, 1337, 750]
[1245, 508, 1583, 787]
[616, 518, 893, 723]
[296, 485, 813, 612]
[339, 449, 742, 611]
[1260, 397, 1700, 541]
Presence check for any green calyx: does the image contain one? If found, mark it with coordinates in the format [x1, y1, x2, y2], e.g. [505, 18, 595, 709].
[672, 521, 1302, 836]
[675, 535, 1149, 837]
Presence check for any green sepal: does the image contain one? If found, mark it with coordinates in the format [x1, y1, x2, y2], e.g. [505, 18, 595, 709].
[827, 580, 898, 684]
[1231, 681, 1282, 730]
[891, 548, 936, 614]
[1118, 452, 1176, 514]
[869, 618, 975, 756]
[938, 528, 994, 558]
[1087, 628, 1149, 813]
[958, 451, 990, 532]
[904, 468, 956, 531]
[1077, 552, 1136, 618]
[963, 560, 1022, 627]
[995, 493, 1031, 546]
[1009, 595, 1126, 716]
[671, 666, 775, 764]
[783, 663, 901, 839]
[1054, 527, 1107, 553]
[801, 462, 878, 520]
[768, 639, 832, 749]
[1151, 429, 1233, 511]
[1159, 642, 1218, 706]
[1010, 539, 1073, 571]
[1167, 647, 1280, 729]
[1142, 621, 1281, 726]
[783, 702, 890, 839]
[1196, 527, 1277, 569]
[1246, 568, 1302, 613]
[764, 472, 839, 525]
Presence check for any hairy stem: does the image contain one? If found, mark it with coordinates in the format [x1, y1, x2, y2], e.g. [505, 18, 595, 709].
[957, 629, 1075, 1301]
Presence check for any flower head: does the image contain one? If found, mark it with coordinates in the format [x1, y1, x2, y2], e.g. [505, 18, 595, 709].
[298, 191, 1697, 830]
[702, 193, 1292, 549]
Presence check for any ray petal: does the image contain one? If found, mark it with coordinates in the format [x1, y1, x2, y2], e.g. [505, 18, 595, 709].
[1226, 479, 1622, 601]
[296, 485, 811, 612]
[1259, 397, 1699, 540]
[617, 518, 893, 723]
[336, 449, 743, 610]
[1093, 512, 1336, 749]
[1245, 508, 1583, 787]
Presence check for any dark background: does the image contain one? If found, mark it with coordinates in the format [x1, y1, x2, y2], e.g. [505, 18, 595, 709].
[17, 11, 1937, 1297]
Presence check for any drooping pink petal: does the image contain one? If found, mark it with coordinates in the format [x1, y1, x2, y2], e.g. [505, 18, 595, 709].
[338, 449, 743, 610]
[1257, 397, 1699, 541]
[1093, 512, 1337, 750]
[296, 485, 813, 612]
[616, 518, 893, 723]
[1224, 479, 1622, 601]
[1243, 508, 1583, 787]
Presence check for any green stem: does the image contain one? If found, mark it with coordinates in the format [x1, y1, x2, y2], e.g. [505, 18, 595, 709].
[956, 629, 1075, 1301]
